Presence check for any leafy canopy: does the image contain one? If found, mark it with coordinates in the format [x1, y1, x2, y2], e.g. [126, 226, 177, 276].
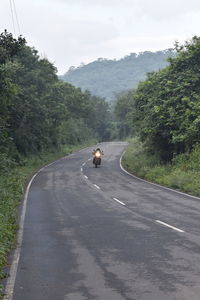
[115, 36, 200, 162]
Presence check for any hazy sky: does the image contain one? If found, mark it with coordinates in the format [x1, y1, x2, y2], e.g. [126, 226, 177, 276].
[1, 0, 200, 74]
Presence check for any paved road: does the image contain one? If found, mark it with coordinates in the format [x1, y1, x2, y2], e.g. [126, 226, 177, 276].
[8, 142, 200, 299]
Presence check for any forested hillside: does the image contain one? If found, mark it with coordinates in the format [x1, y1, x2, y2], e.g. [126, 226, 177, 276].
[115, 36, 200, 196]
[61, 50, 175, 101]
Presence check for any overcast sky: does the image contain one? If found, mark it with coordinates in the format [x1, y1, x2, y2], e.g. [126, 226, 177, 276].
[1, 0, 200, 74]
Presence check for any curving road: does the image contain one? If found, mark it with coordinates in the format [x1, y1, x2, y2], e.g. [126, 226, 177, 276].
[6, 142, 200, 300]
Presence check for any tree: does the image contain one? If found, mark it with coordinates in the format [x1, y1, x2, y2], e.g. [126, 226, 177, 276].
[0, 31, 114, 172]
[115, 36, 200, 161]
[0, 31, 26, 168]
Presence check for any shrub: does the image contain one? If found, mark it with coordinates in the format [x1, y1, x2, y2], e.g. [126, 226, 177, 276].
[122, 138, 200, 197]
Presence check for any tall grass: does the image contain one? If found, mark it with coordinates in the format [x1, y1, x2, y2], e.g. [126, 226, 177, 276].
[122, 138, 200, 197]
[0, 141, 96, 298]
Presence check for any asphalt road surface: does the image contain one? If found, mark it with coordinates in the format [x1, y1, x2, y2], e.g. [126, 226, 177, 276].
[6, 142, 200, 300]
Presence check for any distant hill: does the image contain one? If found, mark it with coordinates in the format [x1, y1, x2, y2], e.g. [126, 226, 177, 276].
[60, 50, 175, 101]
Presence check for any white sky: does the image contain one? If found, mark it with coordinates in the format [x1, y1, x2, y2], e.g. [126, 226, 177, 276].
[1, 0, 200, 74]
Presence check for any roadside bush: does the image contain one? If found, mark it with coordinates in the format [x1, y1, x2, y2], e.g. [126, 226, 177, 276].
[122, 138, 200, 197]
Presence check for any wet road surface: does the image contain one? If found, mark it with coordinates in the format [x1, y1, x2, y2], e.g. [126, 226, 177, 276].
[6, 142, 200, 300]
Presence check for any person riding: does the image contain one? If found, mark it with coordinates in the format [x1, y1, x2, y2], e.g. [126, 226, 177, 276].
[92, 148, 104, 164]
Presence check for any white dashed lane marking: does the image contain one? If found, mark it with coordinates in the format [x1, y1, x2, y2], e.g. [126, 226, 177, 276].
[94, 184, 101, 190]
[155, 220, 185, 233]
[113, 198, 126, 206]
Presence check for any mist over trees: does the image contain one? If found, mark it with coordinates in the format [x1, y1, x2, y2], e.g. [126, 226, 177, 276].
[60, 50, 175, 101]
[0, 31, 112, 173]
[114, 36, 200, 162]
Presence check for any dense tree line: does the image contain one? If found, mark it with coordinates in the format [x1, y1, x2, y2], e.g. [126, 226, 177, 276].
[115, 36, 200, 162]
[61, 50, 175, 101]
[0, 31, 111, 173]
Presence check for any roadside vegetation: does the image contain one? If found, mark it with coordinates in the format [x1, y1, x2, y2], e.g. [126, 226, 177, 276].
[115, 36, 200, 197]
[122, 138, 200, 197]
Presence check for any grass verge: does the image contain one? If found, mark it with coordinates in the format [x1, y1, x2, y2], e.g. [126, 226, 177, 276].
[122, 138, 200, 197]
[0, 141, 96, 298]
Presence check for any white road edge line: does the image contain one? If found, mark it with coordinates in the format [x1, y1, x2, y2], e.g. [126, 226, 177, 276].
[84, 175, 88, 179]
[94, 184, 101, 190]
[3, 172, 38, 300]
[82, 162, 86, 166]
[155, 220, 184, 233]
[120, 150, 200, 201]
[81, 168, 83, 172]
[113, 197, 126, 206]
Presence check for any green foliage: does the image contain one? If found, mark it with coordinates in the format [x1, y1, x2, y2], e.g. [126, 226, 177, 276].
[0, 172, 24, 294]
[0, 31, 112, 174]
[116, 36, 200, 162]
[122, 138, 200, 196]
[0, 31, 26, 163]
[0, 30, 26, 64]
[61, 50, 174, 101]
[122, 137, 162, 178]
[114, 90, 136, 139]
[59, 118, 92, 145]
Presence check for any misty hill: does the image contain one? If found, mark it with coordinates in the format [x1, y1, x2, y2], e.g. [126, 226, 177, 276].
[60, 50, 175, 101]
